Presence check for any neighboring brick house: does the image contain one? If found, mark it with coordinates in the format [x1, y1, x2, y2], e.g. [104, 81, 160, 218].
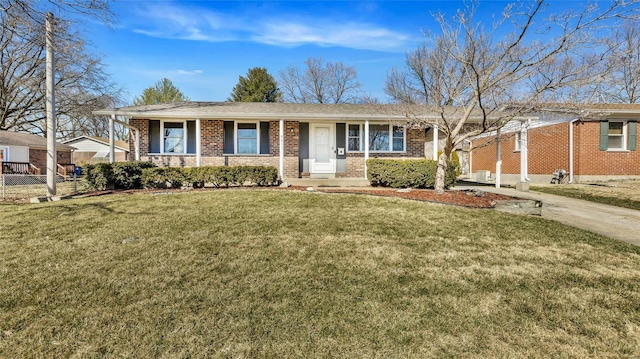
[470, 104, 640, 184]
[0, 131, 75, 174]
[93, 102, 432, 180]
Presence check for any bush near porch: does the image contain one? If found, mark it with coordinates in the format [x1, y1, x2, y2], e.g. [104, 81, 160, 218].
[367, 158, 458, 189]
[84, 162, 280, 190]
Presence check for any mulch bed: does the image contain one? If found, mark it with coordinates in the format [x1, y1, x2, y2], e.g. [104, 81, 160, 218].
[70, 186, 514, 208]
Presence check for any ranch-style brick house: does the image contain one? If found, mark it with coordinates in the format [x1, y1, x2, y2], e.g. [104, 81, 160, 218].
[94, 102, 640, 185]
[93, 102, 444, 180]
[470, 104, 640, 184]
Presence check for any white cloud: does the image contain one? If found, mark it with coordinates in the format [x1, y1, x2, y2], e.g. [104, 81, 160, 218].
[127, 2, 412, 52]
[253, 21, 409, 51]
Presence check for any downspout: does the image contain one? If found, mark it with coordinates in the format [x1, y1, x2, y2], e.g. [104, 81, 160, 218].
[520, 120, 531, 182]
[279, 119, 284, 181]
[568, 118, 579, 183]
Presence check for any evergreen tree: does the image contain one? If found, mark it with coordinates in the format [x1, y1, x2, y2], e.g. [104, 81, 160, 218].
[228, 67, 282, 102]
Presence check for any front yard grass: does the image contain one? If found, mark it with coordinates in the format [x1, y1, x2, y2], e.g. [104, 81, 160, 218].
[532, 180, 640, 210]
[1, 189, 639, 358]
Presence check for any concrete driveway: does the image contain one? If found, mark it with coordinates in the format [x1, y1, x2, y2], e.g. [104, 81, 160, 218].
[456, 184, 640, 247]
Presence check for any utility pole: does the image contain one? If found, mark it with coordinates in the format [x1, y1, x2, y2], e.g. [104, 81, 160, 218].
[46, 12, 56, 197]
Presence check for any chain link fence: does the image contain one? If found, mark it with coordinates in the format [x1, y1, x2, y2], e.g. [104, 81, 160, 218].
[1, 174, 78, 201]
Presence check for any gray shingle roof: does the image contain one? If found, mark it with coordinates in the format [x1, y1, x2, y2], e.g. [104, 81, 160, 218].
[92, 101, 640, 122]
[0, 131, 76, 150]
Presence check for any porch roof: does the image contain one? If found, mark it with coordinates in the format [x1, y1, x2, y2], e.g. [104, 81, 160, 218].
[92, 101, 522, 123]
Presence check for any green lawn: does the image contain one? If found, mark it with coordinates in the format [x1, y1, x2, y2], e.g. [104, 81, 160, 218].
[1, 189, 640, 358]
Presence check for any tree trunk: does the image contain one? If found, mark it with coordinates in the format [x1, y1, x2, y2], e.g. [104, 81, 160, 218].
[434, 152, 448, 194]
[434, 140, 454, 194]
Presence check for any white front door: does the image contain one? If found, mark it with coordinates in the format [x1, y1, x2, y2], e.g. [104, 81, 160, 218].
[310, 124, 335, 173]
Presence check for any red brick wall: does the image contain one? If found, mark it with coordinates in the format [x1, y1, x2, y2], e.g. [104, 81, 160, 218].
[128, 118, 148, 158]
[574, 121, 640, 175]
[471, 133, 519, 173]
[471, 121, 640, 177]
[29, 149, 72, 169]
[528, 123, 570, 174]
[471, 124, 569, 175]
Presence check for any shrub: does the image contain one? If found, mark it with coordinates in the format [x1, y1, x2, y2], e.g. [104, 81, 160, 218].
[234, 166, 279, 186]
[187, 166, 235, 188]
[141, 167, 187, 188]
[366, 158, 457, 189]
[84, 162, 157, 190]
[111, 162, 157, 189]
[83, 163, 113, 190]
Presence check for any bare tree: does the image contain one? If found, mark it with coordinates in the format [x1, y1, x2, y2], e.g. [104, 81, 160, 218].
[0, 0, 123, 139]
[385, 0, 639, 193]
[600, 20, 640, 103]
[279, 56, 361, 104]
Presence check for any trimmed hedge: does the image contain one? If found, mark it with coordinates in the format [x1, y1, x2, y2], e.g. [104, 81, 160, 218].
[366, 158, 457, 189]
[142, 165, 280, 189]
[84, 162, 157, 190]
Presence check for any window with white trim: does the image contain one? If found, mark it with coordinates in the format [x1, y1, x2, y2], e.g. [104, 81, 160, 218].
[148, 120, 196, 154]
[0, 147, 7, 162]
[514, 132, 522, 152]
[346, 123, 406, 152]
[348, 124, 361, 151]
[163, 122, 185, 153]
[223, 121, 270, 155]
[600, 120, 638, 151]
[237, 123, 258, 154]
[607, 121, 624, 150]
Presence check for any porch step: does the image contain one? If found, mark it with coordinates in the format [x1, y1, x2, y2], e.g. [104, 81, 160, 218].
[287, 178, 371, 187]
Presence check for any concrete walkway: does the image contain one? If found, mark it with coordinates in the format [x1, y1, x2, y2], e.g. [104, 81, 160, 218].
[456, 184, 640, 247]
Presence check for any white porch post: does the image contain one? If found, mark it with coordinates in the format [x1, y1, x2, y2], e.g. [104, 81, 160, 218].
[364, 120, 370, 179]
[520, 123, 527, 183]
[432, 125, 438, 160]
[109, 114, 115, 164]
[495, 129, 502, 189]
[279, 119, 284, 180]
[134, 128, 140, 161]
[195, 118, 202, 167]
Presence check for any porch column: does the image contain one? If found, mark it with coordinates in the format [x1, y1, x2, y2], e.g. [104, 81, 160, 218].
[432, 125, 438, 160]
[495, 128, 502, 189]
[134, 128, 140, 161]
[364, 120, 370, 179]
[520, 123, 527, 183]
[279, 119, 284, 180]
[109, 114, 115, 164]
[195, 118, 201, 167]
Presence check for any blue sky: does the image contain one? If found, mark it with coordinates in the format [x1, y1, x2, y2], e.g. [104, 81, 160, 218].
[81, 1, 575, 104]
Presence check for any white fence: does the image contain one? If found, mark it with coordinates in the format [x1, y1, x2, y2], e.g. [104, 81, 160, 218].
[1, 174, 77, 200]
